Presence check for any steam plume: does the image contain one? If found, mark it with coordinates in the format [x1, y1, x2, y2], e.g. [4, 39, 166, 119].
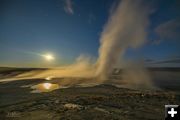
[96, 0, 150, 80]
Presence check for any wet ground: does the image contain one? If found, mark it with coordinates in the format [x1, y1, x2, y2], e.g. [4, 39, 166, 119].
[0, 79, 180, 120]
[0, 67, 180, 120]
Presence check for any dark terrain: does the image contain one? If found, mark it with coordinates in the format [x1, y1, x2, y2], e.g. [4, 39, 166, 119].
[0, 67, 180, 120]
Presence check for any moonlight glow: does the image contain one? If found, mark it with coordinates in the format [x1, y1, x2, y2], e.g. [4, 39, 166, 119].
[43, 54, 55, 61]
[43, 83, 52, 89]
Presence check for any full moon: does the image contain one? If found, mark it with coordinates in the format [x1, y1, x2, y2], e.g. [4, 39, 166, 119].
[43, 54, 55, 61]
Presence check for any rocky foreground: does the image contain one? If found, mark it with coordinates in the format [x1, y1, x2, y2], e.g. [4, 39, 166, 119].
[0, 80, 180, 120]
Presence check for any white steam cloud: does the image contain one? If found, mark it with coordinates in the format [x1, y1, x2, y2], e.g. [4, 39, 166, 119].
[64, 0, 74, 14]
[96, 0, 150, 80]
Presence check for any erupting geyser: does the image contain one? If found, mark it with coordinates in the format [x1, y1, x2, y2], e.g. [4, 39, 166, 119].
[96, 0, 151, 81]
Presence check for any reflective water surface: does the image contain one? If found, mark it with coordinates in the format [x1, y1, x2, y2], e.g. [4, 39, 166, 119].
[31, 82, 60, 93]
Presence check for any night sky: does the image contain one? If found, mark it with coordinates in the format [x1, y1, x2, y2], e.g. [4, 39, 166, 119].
[0, 0, 179, 67]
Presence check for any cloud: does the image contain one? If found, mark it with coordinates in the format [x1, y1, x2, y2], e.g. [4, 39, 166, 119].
[153, 18, 180, 44]
[153, 59, 180, 64]
[144, 58, 154, 63]
[64, 0, 74, 14]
